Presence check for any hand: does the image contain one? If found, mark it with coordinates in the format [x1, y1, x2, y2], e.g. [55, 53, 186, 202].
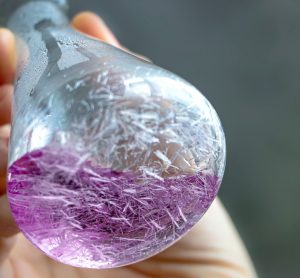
[0, 12, 257, 278]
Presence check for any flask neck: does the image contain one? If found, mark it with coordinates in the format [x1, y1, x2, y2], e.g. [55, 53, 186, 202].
[7, 1, 68, 39]
[6, 0, 71, 138]
[0, 1, 68, 26]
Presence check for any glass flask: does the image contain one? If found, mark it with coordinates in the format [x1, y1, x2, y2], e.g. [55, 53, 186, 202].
[4, 0, 226, 269]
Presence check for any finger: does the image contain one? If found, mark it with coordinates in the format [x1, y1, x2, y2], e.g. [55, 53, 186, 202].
[0, 85, 13, 126]
[122, 46, 152, 63]
[0, 195, 18, 267]
[0, 236, 16, 268]
[0, 137, 8, 195]
[130, 198, 257, 278]
[71, 12, 120, 47]
[0, 139, 8, 178]
[0, 195, 18, 238]
[0, 178, 5, 195]
[0, 125, 10, 195]
[0, 29, 16, 85]
[0, 124, 10, 145]
[72, 12, 152, 63]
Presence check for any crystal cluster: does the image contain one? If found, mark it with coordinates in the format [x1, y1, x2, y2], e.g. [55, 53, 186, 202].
[9, 147, 220, 268]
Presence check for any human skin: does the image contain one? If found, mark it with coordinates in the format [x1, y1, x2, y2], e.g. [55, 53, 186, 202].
[0, 12, 257, 278]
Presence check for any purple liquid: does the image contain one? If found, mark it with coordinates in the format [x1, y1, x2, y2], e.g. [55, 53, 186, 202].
[7, 147, 220, 268]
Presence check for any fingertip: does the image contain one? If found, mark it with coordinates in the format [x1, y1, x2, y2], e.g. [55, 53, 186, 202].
[71, 12, 120, 47]
[0, 29, 16, 85]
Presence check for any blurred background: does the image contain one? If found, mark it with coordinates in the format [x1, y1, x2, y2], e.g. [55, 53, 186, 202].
[68, 0, 300, 277]
[67, 0, 300, 276]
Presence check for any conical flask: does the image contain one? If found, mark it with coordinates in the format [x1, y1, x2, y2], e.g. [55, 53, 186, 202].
[6, 0, 226, 269]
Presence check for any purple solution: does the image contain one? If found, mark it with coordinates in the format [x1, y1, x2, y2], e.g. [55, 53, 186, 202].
[7, 146, 220, 268]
